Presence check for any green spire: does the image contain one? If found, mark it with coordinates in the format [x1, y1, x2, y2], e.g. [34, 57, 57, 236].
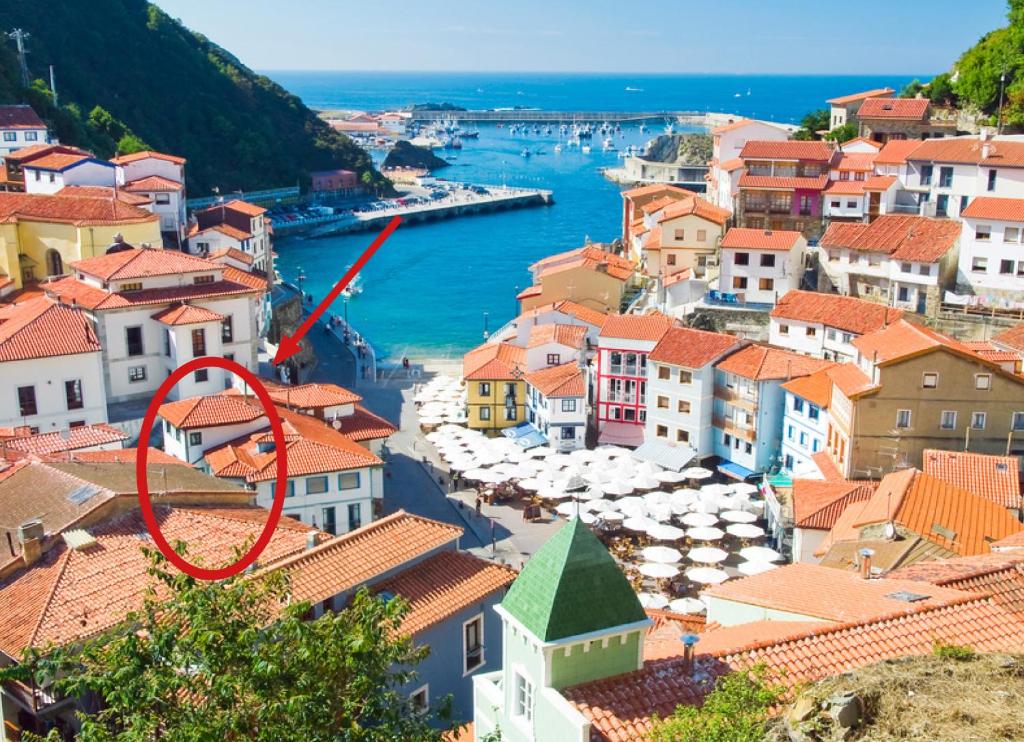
[501, 518, 647, 642]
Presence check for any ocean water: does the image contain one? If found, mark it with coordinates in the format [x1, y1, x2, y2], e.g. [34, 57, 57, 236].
[267, 72, 919, 360]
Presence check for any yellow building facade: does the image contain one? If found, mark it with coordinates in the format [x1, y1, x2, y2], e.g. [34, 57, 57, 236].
[463, 341, 527, 435]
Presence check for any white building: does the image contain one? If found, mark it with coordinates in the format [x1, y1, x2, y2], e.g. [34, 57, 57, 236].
[646, 326, 744, 458]
[524, 362, 587, 450]
[957, 196, 1024, 303]
[158, 394, 269, 465]
[494, 300, 607, 351]
[779, 367, 832, 477]
[0, 105, 48, 156]
[0, 297, 107, 432]
[525, 323, 586, 371]
[769, 290, 904, 362]
[822, 176, 898, 222]
[189, 200, 272, 275]
[717, 227, 805, 305]
[22, 154, 116, 195]
[825, 88, 894, 130]
[44, 247, 266, 404]
[112, 151, 188, 248]
[707, 119, 789, 210]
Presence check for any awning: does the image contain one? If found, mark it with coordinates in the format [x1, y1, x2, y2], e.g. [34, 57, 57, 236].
[717, 461, 756, 481]
[632, 440, 697, 472]
[502, 422, 547, 449]
[598, 422, 645, 448]
[502, 422, 534, 440]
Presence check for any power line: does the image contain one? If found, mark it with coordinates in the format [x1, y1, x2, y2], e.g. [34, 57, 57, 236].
[6, 28, 31, 88]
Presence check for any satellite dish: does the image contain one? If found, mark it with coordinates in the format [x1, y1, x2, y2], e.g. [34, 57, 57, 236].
[331, 418, 342, 430]
[883, 522, 896, 540]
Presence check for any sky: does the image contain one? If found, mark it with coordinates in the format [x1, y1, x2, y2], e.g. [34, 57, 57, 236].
[152, 0, 1008, 75]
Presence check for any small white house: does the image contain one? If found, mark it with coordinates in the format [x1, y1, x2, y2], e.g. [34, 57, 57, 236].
[717, 227, 805, 305]
[111, 151, 188, 246]
[958, 196, 1024, 303]
[708, 118, 789, 210]
[158, 394, 269, 465]
[524, 362, 587, 450]
[190, 200, 272, 275]
[0, 105, 48, 156]
[23, 154, 117, 195]
[779, 368, 832, 477]
[525, 323, 586, 371]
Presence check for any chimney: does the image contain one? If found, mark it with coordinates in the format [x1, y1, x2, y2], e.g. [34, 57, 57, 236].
[305, 531, 318, 550]
[858, 547, 875, 580]
[18, 519, 44, 567]
[681, 633, 700, 674]
[982, 142, 992, 160]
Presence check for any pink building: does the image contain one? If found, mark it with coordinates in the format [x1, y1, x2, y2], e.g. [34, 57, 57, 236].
[310, 169, 359, 193]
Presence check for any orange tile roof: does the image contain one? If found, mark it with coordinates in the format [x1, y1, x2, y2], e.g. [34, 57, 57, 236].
[839, 137, 883, 151]
[332, 404, 397, 442]
[59, 447, 188, 466]
[191, 222, 252, 241]
[22, 153, 94, 172]
[599, 312, 676, 343]
[642, 225, 662, 250]
[740, 140, 834, 161]
[524, 362, 586, 397]
[961, 196, 1024, 222]
[221, 199, 266, 217]
[527, 323, 587, 349]
[811, 450, 844, 481]
[710, 118, 759, 134]
[55, 185, 151, 206]
[158, 394, 266, 429]
[516, 284, 542, 300]
[863, 174, 898, 191]
[208, 246, 254, 265]
[824, 180, 866, 195]
[4, 144, 89, 164]
[834, 153, 876, 171]
[516, 300, 609, 329]
[857, 97, 929, 120]
[720, 227, 803, 251]
[532, 245, 635, 282]
[0, 505, 317, 656]
[738, 173, 830, 191]
[908, 136, 1024, 168]
[655, 195, 731, 225]
[873, 138, 923, 165]
[639, 196, 677, 215]
[45, 272, 264, 311]
[770, 290, 903, 334]
[649, 326, 740, 368]
[993, 531, 1024, 550]
[0, 192, 156, 226]
[264, 381, 362, 409]
[780, 367, 833, 408]
[825, 361, 878, 398]
[268, 510, 463, 606]
[826, 88, 895, 105]
[790, 479, 877, 530]
[374, 551, 516, 636]
[2, 424, 127, 456]
[822, 468, 1024, 558]
[921, 449, 1022, 510]
[621, 183, 692, 200]
[851, 319, 998, 369]
[71, 247, 219, 281]
[0, 297, 101, 362]
[207, 432, 380, 482]
[462, 341, 526, 381]
[715, 344, 833, 381]
[719, 157, 744, 172]
[821, 214, 960, 262]
[109, 150, 186, 165]
[151, 303, 225, 326]
[994, 323, 1024, 352]
[887, 553, 1024, 618]
[121, 174, 184, 192]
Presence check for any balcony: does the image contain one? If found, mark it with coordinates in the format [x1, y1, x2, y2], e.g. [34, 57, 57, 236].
[714, 387, 758, 410]
[606, 392, 638, 404]
[713, 415, 757, 444]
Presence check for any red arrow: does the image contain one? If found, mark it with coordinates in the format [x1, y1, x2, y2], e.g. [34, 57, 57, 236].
[273, 215, 401, 366]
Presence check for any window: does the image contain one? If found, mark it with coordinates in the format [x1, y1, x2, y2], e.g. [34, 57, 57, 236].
[1007, 227, 1021, 243]
[938, 166, 953, 188]
[560, 426, 575, 440]
[744, 441, 753, 454]
[119, 282, 142, 292]
[322, 506, 337, 535]
[24, 131, 37, 141]
[1001, 259, 1015, 275]
[1013, 412, 1024, 431]
[678, 369, 692, 384]
[514, 673, 534, 721]
[188, 431, 202, 446]
[936, 194, 949, 217]
[920, 165, 933, 185]
[478, 382, 490, 396]
[971, 412, 987, 430]
[410, 685, 429, 715]
[128, 366, 147, 383]
[695, 229, 707, 242]
[64, 379, 84, 410]
[806, 326, 817, 337]
[678, 400, 691, 414]
[155, 193, 171, 205]
[723, 433, 732, 446]
[126, 326, 144, 356]
[676, 429, 689, 443]
[940, 410, 957, 430]
[306, 476, 329, 495]
[901, 262, 913, 273]
[975, 374, 992, 390]
[286, 480, 296, 497]
[759, 253, 775, 267]
[896, 409, 912, 429]
[505, 406, 517, 421]
[222, 316, 233, 342]
[674, 228, 685, 240]
[193, 274, 215, 285]
[830, 199, 841, 208]
[988, 169, 997, 192]
[348, 502, 362, 530]
[463, 615, 484, 673]
[656, 395, 669, 409]
[540, 353, 560, 368]
[972, 256, 988, 272]
[191, 328, 206, 357]
[758, 277, 774, 291]
[623, 408, 636, 422]
[779, 324, 789, 335]
[734, 252, 749, 266]
[732, 276, 747, 290]
[808, 405, 820, 421]
[337, 472, 361, 491]
[194, 369, 208, 383]
[666, 254, 676, 266]
[1, 132, 15, 142]
[656, 424, 668, 438]
[479, 406, 491, 421]
[922, 372, 938, 389]
[847, 199, 858, 208]
[561, 398, 577, 412]
[17, 386, 37, 417]
[975, 224, 991, 241]
[658, 365, 670, 380]
[793, 398, 804, 413]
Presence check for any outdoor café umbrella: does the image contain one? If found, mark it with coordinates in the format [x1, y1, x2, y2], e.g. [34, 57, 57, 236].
[517, 478, 544, 492]
[600, 480, 635, 497]
[579, 512, 597, 525]
[637, 592, 669, 609]
[569, 448, 599, 463]
[632, 474, 662, 491]
[465, 468, 505, 484]
[668, 597, 707, 615]
[682, 512, 718, 528]
[685, 567, 730, 585]
[682, 467, 713, 480]
[739, 545, 783, 563]
[727, 523, 766, 539]
[700, 483, 733, 498]
[639, 562, 680, 579]
[688, 526, 726, 542]
[647, 524, 685, 541]
[623, 516, 657, 532]
[617, 498, 648, 517]
[641, 545, 682, 563]
[656, 470, 688, 484]
[586, 498, 617, 511]
[688, 546, 728, 565]
[598, 511, 624, 522]
[528, 446, 558, 458]
[647, 504, 673, 523]
[642, 491, 671, 507]
[556, 502, 582, 517]
[731, 482, 760, 495]
[737, 560, 780, 577]
[720, 509, 758, 524]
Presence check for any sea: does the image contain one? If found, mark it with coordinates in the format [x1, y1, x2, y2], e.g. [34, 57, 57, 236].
[266, 72, 922, 361]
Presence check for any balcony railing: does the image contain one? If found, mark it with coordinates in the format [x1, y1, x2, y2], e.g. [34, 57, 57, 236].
[714, 387, 758, 409]
[606, 392, 638, 404]
[713, 415, 757, 444]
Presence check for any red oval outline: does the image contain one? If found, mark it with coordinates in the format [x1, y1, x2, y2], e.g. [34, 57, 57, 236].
[136, 357, 288, 580]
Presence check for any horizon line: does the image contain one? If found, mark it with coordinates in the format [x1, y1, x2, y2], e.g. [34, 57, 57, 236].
[257, 69, 936, 78]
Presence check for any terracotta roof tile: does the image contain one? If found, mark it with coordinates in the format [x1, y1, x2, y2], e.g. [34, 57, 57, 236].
[0, 105, 45, 129]
[23, 153, 94, 172]
[0, 297, 101, 362]
[58, 447, 189, 466]
[0, 192, 156, 226]
[158, 394, 266, 429]
[1, 424, 128, 456]
[219, 199, 266, 217]
[55, 185, 151, 206]
[332, 404, 397, 442]
[121, 174, 184, 192]
[826, 362, 878, 398]
[649, 326, 740, 368]
[738, 173, 830, 190]
[719, 157, 744, 172]
[994, 323, 1024, 352]
[821, 214, 960, 262]
[532, 245, 634, 282]
[264, 381, 362, 409]
[190, 222, 252, 241]
[888, 553, 1024, 618]
[771, 290, 903, 335]
[851, 319, 992, 367]
[811, 451, 844, 481]
[45, 272, 265, 311]
[71, 247, 219, 281]
[740, 140, 833, 161]
[864, 174, 898, 191]
[790, 479, 876, 530]
[656, 195, 731, 225]
[599, 312, 675, 343]
[909, 136, 1024, 168]
[834, 153, 876, 172]
[151, 303, 225, 326]
[715, 344, 832, 381]
[780, 367, 834, 408]
[518, 300, 609, 329]
[961, 196, 1024, 222]
[524, 362, 585, 397]
[711, 118, 760, 134]
[207, 246, 254, 265]
[873, 138, 923, 165]
[621, 183, 692, 200]
[826, 88, 895, 105]
[720, 227, 803, 251]
[921, 449, 1022, 510]
[109, 150, 186, 165]
[857, 97, 929, 120]
[463, 341, 526, 381]
[528, 323, 587, 350]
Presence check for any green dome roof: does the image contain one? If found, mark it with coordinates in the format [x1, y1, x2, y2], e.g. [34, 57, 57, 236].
[501, 518, 647, 642]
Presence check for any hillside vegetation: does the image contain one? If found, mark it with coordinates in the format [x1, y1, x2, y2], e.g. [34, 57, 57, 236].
[0, 0, 385, 194]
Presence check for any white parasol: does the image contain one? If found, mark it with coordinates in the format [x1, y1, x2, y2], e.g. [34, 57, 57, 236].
[623, 516, 657, 532]
[668, 597, 707, 615]
[598, 511, 624, 522]
[647, 523, 686, 541]
[642, 546, 682, 563]
[637, 592, 669, 609]
[688, 546, 728, 564]
[739, 545, 783, 563]
[731, 482, 760, 495]
[720, 510, 758, 524]
[681, 512, 718, 528]
[685, 567, 730, 585]
[737, 560, 780, 576]
[656, 470, 688, 484]
[687, 526, 726, 542]
[600, 480, 635, 497]
[638, 562, 680, 578]
[726, 523, 766, 539]
[555, 501, 582, 517]
[682, 467, 713, 480]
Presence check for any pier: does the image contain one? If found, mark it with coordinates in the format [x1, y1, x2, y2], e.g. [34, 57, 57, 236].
[275, 185, 554, 239]
[409, 109, 704, 124]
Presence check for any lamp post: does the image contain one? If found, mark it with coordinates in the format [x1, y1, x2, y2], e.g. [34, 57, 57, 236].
[296, 267, 305, 300]
[998, 69, 1008, 135]
[483, 311, 490, 340]
[344, 295, 349, 326]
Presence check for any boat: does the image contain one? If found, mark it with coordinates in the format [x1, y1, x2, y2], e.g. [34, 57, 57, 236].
[554, 143, 563, 154]
[602, 137, 617, 152]
[521, 148, 531, 158]
[581, 144, 592, 154]
[461, 130, 480, 139]
[663, 122, 674, 135]
[625, 86, 644, 92]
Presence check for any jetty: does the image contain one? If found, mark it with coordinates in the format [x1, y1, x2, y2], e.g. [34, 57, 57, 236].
[275, 185, 553, 239]
[409, 109, 705, 124]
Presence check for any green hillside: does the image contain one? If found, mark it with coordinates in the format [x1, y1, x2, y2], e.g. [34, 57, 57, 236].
[0, 0, 385, 194]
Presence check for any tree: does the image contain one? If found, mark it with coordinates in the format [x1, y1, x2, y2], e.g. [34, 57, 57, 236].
[927, 72, 958, 106]
[900, 79, 926, 98]
[792, 109, 829, 140]
[825, 122, 859, 143]
[3, 549, 452, 741]
[650, 665, 785, 742]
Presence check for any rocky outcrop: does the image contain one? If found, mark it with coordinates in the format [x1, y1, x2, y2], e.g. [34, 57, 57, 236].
[382, 140, 450, 171]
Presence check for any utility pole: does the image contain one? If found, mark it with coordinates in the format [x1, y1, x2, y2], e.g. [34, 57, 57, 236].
[49, 64, 57, 108]
[7, 29, 30, 88]
[998, 68, 1007, 135]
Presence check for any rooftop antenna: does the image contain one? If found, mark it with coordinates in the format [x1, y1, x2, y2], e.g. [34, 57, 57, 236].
[7, 29, 30, 88]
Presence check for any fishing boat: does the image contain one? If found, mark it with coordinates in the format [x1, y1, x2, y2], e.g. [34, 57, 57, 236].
[581, 144, 592, 154]
[521, 148, 531, 158]
[602, 137, 617, 152]
[554, 143, 563, 154]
